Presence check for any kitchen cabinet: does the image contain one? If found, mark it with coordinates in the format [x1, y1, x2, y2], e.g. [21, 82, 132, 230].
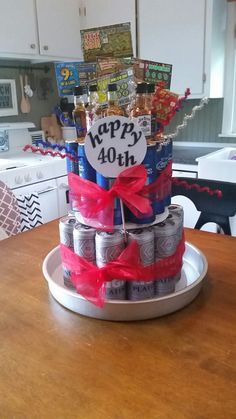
[137, 0, 226, 98]
[0, 0, 83, 60]
[56, 175, 70, 217]
[80, 0, 136, 55]
[0, 0, 38, 56]
[36, 0, 82, 59]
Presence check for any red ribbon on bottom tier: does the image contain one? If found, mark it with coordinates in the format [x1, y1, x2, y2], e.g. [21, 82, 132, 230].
[60, 234, 185, 307]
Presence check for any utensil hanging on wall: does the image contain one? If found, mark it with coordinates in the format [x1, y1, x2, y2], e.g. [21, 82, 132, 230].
[19, 74, 30, 114]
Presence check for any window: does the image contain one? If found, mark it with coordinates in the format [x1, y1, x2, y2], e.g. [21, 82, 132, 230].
[221, 1, 236, 137]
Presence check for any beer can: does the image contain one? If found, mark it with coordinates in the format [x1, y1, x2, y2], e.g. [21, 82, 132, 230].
[73, 224, 96, 263]
[154, 214, 183, 295]
[127, 227, 155, 300]
[59, 215, 77, 289]
[96, 173, 122, 225]
[126, 144, 156, 224]
[168, 204, 184, 242]
[154, 216, 180, 259]
[65, 140, 79, 175]
[78, 143, 96, 182]
[163, 138, 172, 207]
[155, 142, 165, 214]
[95, 231, 126, 300]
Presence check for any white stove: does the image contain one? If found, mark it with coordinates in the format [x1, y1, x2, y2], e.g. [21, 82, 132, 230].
[0, 151, 69, 224]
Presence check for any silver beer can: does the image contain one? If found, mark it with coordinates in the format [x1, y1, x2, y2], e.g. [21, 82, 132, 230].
[154, 212, 183, 295]
[95, 231, 126, 300]
[59, 215, 77, 289]
[127, 228, 155, 300]
[154, 215, 180, 259]
[73, 224, 96, 263]
[168, 204, 184, 242]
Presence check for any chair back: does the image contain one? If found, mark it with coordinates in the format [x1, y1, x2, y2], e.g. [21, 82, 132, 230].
[171, 177, 236, 235]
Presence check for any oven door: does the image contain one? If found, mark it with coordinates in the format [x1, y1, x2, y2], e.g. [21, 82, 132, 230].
[12, 179, 59, 224]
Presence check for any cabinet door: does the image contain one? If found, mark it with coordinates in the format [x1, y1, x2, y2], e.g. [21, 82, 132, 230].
[36, 0, 82, 59]
[138, 0, 205, 95]
[0, 0, 38, 55]
[81, 0, 136, 55]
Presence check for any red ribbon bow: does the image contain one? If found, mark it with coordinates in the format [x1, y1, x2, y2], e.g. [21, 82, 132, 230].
[69, 165, 153, 230]
[69, 163, 172, 230]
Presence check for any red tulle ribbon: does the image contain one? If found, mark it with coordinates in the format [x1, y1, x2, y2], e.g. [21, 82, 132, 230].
[60, 235, 185, 307]
[69, 163, 172, 230]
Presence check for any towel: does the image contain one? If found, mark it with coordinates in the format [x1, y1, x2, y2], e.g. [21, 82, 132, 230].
[16, 193, 43, 232]
[0, 180, 21, 237]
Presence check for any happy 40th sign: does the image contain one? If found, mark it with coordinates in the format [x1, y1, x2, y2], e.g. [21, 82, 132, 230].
[84, 116, 147, 178]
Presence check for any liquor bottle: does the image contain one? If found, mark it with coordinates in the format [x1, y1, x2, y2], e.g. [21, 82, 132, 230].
[130, 82, 151, 141]
[86, 84, 102, 131]
[104, 83, 124, 116]
[72, 86, 87, 141]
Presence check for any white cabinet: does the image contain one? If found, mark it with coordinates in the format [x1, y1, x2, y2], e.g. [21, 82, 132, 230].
[0, 0, 83, 60]
[36, 0, 82, 59]
[80, 0, 136, 55]
[137, 0, 226, 98]
[56, 175, 70, 218]
[0, 0, 38, 55]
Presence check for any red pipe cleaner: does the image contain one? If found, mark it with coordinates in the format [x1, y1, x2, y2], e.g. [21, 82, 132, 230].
[172, 178, 222, 198]
[23, 144, 78, 162]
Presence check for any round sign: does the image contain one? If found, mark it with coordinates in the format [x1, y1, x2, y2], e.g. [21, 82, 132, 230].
[84, 115, 147, 177]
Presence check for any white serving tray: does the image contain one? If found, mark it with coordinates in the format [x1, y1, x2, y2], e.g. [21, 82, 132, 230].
[42, 242, 207, 321]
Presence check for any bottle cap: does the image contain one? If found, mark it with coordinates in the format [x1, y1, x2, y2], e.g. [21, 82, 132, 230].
[107, 83, 117, 92]
[136, 82, 148, 94]
[74, 86, 84, 96]
[89, 84, 98, 92]
[147, 83, 155, 94]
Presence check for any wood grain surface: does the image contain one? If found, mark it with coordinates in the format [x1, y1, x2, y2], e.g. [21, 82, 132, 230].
[0, 222, 236, 419]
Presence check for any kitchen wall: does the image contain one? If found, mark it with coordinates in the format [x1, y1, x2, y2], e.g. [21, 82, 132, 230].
[0, 60, 59, 129]
[166, 98, 235, 144]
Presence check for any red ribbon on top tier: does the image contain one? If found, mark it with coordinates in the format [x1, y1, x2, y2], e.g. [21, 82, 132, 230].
[60, 235, 185, 307]
[69, 163, 172, 230]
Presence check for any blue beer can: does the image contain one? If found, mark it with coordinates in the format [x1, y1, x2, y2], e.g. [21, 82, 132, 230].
[78, 143, 96, 182]
[127, 143, 156, 225]
[156, 142, 165, 214]
[163, 138, 172, 207]
[96, 172, 122, 225]
[65, 140, 79, 175]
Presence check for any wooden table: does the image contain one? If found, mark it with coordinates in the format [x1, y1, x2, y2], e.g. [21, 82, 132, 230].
[0, 222, 236, 419]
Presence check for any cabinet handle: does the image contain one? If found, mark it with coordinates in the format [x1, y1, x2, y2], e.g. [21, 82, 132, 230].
[43, 45, 49, 51]
[30, 43, 36, 49]
[84, 7, 86, 16]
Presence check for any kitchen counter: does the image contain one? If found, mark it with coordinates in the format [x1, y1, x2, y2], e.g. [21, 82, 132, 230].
[0, 221, 236, 418]
[172, 143, 222, 171]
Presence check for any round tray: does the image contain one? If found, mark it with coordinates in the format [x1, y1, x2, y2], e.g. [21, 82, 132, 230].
[42, 242, 208, 321]
[74, 207, 169, 230]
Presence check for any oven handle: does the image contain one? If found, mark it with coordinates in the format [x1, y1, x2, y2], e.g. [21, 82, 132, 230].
[38, 186, 58, 195]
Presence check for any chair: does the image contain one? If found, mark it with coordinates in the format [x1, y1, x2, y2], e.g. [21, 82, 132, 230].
[171, 177, 236, 235]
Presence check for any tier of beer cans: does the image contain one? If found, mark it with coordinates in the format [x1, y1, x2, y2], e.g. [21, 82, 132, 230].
[67, 138, 173, 225]
[59, 204, 183, 301]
